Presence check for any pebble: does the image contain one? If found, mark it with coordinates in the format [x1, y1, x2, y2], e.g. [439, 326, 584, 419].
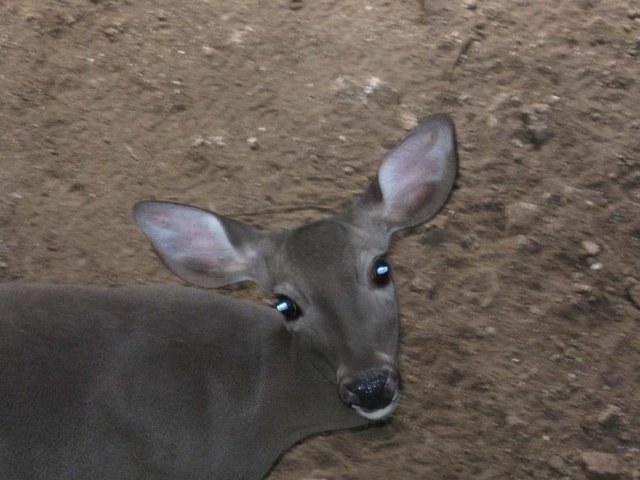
[246, 137, 260, 150]
[505, 201, 539, 232]
[463, 0, 477, 10]
[409, 277, 438, 299]
[505, 414, 526, 428]
[333, 75, 399, 107]
[587, 17, 615, 45]
[573, 283, 593, 294]
[103, 27, 119, 39]
[211, 136, 226, 147]
[521, 103, 552, 148]
[363, 76, 399, 106]
[528, 305, 543, 316]
[59, 13, 77, 26]
[579, 451, 623, 480]
[596, 404, 624, 428]
[342, 165, 355, 175]
[459, 234, 474, 249]
[191, 136, 207, 147]
[202, 45, 215, 56]
[289, 0, 304, 11]
[581, 240, 601, 256]
[547, 455, 568, 474]
[0, 261, 8, 269]
[398, 110, 418, 131]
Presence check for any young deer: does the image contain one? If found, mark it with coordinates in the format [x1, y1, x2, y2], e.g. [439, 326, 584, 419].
[0, 114, 457, 479]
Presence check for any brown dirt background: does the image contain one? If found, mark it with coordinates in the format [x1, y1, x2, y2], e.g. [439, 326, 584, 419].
[1, 0, 639, 478]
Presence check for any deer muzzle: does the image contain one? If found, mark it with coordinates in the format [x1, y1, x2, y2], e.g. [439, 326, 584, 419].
[338, 367, 399, 421]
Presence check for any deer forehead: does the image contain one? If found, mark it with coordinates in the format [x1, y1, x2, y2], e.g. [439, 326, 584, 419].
[278, 220, 379, 276]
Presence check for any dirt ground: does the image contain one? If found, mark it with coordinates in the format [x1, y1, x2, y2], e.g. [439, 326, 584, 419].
[1, 0, 639, 478]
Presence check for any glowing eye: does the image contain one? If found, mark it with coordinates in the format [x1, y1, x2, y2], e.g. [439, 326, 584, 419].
[273, 295, 302, 320]
[371, 258, 391, 286]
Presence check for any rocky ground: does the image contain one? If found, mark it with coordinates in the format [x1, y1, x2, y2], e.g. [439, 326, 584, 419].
[1, 0, 639, 478]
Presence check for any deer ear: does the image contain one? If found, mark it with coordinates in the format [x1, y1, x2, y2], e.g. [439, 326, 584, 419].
[134, 201, 265, 288]
[356, 114, 458, 234]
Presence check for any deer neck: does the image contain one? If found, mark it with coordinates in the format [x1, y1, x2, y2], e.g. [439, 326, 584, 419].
[250, 320, 367, 441]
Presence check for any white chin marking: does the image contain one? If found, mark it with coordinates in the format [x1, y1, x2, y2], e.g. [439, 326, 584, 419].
[353, 393, 399, 421]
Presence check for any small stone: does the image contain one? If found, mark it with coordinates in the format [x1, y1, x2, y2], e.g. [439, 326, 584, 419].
[506, 202, 540, 233]
[0, 261, 8, 269]
[58, 13, 77, 26]
[515, 234, 541, 254]
[596, 405, 624, 428]
[342, 165, 355, 175]
[580, 451, 622, 480]
[506, 414, 526, 427]
[333, 75, 399, 106]
[210, 135, 226, 147]
[103, 27, 119, 39]
[246, 137, 260, 150]
[528, 305, 543, 316]
[409, 278, 438, 299]
[581, 240, 601, 256]
[289, 0, 304, 10]
[202, 45, 215, 56]
[511, 138, 525, 149]
[522, 103, 552, 148]
[548, 455, 568, 474]
[398, 110, 418, 131]
[191, 136, 207, 147]
[587, 17, 615, 45]
[25, 12, 40, 23]
[333, 76, 363, 104]
[573, 283, 593, 294]
[463, 0, 477, 10]
[459, 234, 474, 249]
[363, 76, 400, 107]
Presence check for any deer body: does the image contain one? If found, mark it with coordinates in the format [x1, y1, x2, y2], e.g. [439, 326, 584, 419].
[0, 115, 458, 479]
[0, 284, 362, 479]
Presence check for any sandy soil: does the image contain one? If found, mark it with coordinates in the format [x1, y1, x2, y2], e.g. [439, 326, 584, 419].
[1, 0, 639, 478]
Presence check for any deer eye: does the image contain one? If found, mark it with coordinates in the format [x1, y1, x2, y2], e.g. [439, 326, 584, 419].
[273, 295, 302, 320]
[371, 258, 391, 286]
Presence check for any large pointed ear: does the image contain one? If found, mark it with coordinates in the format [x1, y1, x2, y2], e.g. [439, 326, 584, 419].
[133, 201, 266, 288]
[354, 114, 458, 235]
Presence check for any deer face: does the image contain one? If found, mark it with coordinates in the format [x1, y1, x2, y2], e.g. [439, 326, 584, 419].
[264, 220, 400, 420]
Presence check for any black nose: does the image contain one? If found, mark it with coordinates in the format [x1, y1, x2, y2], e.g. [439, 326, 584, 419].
[340, 369, 397, 411]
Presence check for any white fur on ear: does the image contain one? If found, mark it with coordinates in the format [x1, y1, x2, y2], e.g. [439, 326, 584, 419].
[134, 202, 257, 288]
[377, 114, 457, 231]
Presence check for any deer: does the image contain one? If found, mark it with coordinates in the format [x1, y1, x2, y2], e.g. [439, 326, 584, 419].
[0, 114, 457, 479]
